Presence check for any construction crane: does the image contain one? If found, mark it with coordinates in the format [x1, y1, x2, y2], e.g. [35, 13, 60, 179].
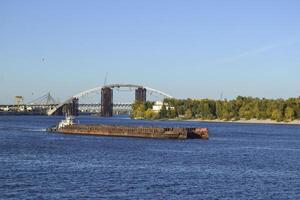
[15, 96, 24, 105]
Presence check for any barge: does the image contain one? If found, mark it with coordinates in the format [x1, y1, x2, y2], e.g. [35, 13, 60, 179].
[47, 116, 209, 140]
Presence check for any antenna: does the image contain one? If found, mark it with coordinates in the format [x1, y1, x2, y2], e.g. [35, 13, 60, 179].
[220, 92, 223, 100]
[104, 72, 108, 86]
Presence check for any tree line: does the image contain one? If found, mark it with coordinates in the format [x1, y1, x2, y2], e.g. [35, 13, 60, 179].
[131, 96, 300, 122]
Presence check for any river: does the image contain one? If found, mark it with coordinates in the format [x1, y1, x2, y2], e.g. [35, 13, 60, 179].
[1, 115, 300, 199]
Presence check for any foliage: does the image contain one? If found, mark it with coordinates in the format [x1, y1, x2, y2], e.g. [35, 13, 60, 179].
[144, 108, 159, 120]
[131, 101, 145, 119]
[131, 97, 300, 122]
[159, 105, 168, 119]
[284, 107, 295, 121]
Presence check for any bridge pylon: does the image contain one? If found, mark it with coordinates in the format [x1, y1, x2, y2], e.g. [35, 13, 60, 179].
[62, 98, 79, 116]
[101, 87, 113, 117]
[50, 98, 79, 116]
[135, 87, 146, 102]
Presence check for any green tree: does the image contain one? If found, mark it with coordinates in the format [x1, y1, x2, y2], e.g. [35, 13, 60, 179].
[131, 101, 145, 119]
[271, 109, 283, 122]
[216, 101, 223, 119]
[239, 104, 253, 120]
[184, 109, 193, 119]
[144, 108, 155, 120]
[159, 105, 168, 118]
[284, 107, 295, 121]
[222, 101, 235, 120]
[144, 101, 154, 110]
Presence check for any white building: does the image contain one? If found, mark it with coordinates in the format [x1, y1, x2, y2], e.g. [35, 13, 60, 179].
[152, 101, 174, 113]
[152, 101, 164, 112]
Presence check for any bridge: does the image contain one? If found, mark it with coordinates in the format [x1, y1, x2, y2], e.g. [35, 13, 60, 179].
[0, 92, 59, 114]
[0, 84, 173, 116]
[0, 104, 133, 117]
[47, 83, 173, 116]
[0, 84, 173, 117]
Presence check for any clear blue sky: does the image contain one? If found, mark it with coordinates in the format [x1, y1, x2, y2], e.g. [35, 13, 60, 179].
[1, 0, 300, 103]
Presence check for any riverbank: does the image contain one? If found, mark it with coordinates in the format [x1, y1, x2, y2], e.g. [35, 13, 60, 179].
[186, 118, 300, 125]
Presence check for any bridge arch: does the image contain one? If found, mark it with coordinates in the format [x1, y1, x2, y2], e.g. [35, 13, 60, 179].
[47, 83, 173, 116]
[73, 84, 173, 99]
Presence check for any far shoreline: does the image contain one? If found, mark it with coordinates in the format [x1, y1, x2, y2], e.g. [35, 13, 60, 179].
[184, 118, 300, 125]
[135, 116, 300, 125]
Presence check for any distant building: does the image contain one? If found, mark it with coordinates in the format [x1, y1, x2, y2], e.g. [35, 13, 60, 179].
[1, 106, 9, 112]
[152, 101, 174, 113]
[152, 101, 163, 112]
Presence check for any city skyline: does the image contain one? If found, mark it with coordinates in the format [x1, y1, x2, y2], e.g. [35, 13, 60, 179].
[1, 0, 300, 103]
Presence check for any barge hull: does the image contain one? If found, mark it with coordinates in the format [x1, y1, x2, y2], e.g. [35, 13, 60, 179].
[49, 125, 209, 140]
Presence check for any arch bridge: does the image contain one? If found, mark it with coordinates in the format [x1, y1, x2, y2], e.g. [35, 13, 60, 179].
[47, 84, 173, 116]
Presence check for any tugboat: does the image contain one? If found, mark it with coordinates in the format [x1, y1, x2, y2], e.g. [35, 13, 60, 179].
[47, 115, 76, 132]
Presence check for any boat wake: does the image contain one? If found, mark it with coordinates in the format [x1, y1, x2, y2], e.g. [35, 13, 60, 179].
[0, 126, 47, 132]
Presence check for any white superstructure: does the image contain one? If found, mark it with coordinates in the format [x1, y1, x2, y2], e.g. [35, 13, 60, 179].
[58, 116, 75, 129]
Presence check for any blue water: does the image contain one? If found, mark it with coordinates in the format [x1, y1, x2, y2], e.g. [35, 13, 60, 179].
[1, 116, 300, 200]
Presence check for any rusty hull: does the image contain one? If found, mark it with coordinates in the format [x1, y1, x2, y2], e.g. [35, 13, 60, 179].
[51, 125, 209, 140]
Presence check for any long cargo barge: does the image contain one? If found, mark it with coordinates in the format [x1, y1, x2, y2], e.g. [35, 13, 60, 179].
[47, 117, 209, 140]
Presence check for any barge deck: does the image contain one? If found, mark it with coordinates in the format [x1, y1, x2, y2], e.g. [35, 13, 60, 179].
[48, 124, 209, 140]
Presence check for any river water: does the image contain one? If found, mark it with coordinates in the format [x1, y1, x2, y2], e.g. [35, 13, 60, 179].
[0, 115, 300, 199]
